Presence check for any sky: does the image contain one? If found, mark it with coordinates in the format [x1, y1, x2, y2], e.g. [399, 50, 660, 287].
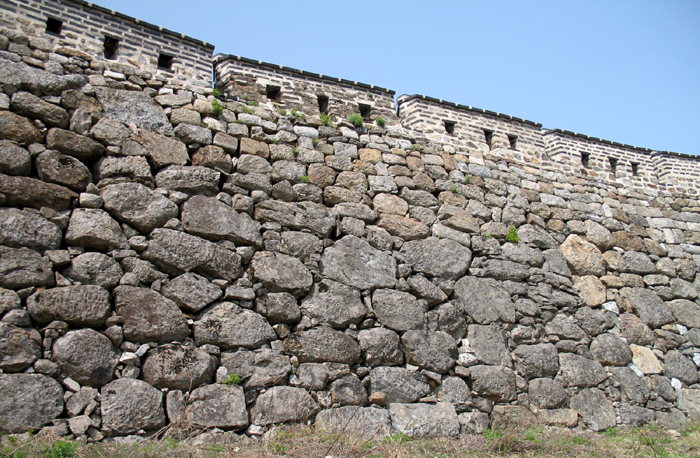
[94, 0, 700, 155]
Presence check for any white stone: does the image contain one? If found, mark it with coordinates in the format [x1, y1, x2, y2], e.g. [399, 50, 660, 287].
[104, 70, 126, 80]
[603, 301, 619, 314]
[119, 352, 139, 366]
[627, 363, 644, 378]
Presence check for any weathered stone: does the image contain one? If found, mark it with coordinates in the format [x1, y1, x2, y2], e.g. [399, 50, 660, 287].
[46, 128, 105, 163]
[114, 286, 190, 344]
[372, 289, 426, 332]
[220, 349, 292, 388]
[436, 375, 472, 409]
[623, 251, 656, 275]
[101, 378, 166, 435]
[181, 195, 262, 248]
[630, 344, 663, 374]
[315, 406, 391, 442]
[576, 307, 614, 336]
[11, 91, 69, 128]
[376, 214, 429, 241]
[255, 200, 336, 238]
[155, 165, 220, 196]
[528, 378, 568, 408]
[142, 344, 216, 391]
[330, 374, 368, 406]
[284, 326, 361, 364]
[0, 374, 63, 433]
[0, 140, 31, 176]
[53, 328, 118, 387]
[569, 388, 615, 431]
[620, 313, 655, 346]
[369, 366, 431, 403]
[186, 383, 248, 430]
[589, 333, 632, 366]
[453, 276, 515, 324]
[321, 235, 396, 290]
[194, 301, 275, 349]
[402, 330, 457, 374]
[62, 252, 122, 289]
[95, 87, 173, 135]
[560, 234, 605, 276]
[251, 251, 313, 297]
[610, 367, 650, 404]
[407, 274, 448, 306]
[27, 285, 110, 327]
[143, 228, 242, 281]
[491, 405, 537, 430]
[0, 288, 20, 315]
[682, 389, 700, 425]
[65, 208, 128, 251]
[619, 287, 674, 329]
[459, 411, 491, 434]
[429, 303, 467, 341]
[192, 145, 231, 173]
[358, 327, 404, 367]
[545, 314, 586, 340]
[469, 365, 517, 402]
[300, 279, 365, 328]
[250, 386, 319, 426]
[389, 403, 459, 438]
[466, 324, 510, 368]
[0, 111, 42, 145]
[255, 292, 301, 325]
[161, 272, 222, 313]
[0, 208, 62, 252]
[94, 155, 154, 187]
[89, 118, 130, 146]
[512, 343, 558, 379]
[0, 175, 77, 210]
[132, 130, 188, 170]
[573, 275, 607, 307]
[0, 246, 54, 289]
[400, 237, 472, 280]
[0, 323, 41, 372]
[0, 58, 86, 96]
[558, 353, 607, 387]
[664, 350, 699, 385]
[666, 299, 700, 329]
[36, 149, 92, 192]
[101, 183, 178, 234]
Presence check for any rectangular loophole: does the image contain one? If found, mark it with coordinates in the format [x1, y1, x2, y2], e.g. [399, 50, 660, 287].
[45, 17, 63, 34]
[581, 152, 590, 167]
[157, 53, 174, 70]
[359, 103, 371, 119]
[507, 134, 518, 149]
[444, 120, 456, 134]
[266, 85, 281, 101]
[483, 129, 493, 150]
[631, 162, 639, 176]
[103, 36, 119, 60]
[609, 157, 618, 174]
[317, 95, 329, 114]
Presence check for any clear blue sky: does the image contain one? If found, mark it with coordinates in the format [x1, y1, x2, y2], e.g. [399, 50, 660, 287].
[95, 0, 700, 155]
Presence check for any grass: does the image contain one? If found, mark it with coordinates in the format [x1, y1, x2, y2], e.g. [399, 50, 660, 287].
[300, 175, 311, 183]
[348, 113, 364, 127]
[240, 105, 254, 115]
[412, 144, 421, 150]
[222, 372, 240, 385]
[321, 112, 330, 126]
[311, 138, 318, 147]
[211, 99, 223, 116]
[291, 109, 306, 121]
[506, 226, 520, 243]
[212, 88, 222, 99]
[375, 116, 386, 127]
[1, 424, 698, 458]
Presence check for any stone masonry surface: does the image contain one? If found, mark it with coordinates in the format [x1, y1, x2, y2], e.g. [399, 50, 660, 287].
[0, 0, 700, 444]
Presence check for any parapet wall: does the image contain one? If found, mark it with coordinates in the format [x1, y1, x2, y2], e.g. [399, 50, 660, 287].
[1, 0, 700, 445]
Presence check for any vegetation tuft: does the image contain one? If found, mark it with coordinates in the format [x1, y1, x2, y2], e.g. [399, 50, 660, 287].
[348, 113, 364, 127]
[506, 226, 520, 243]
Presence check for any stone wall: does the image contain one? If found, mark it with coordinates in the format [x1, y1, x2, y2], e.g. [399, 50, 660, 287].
[0, 0, 700, 444]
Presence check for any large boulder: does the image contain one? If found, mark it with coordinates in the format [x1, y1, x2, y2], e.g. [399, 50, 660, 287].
[255, 199, 336, 237]
[377, 214, 430, 241]
[181, 195, 263, 248]
[0, 323, 41, 372]
[0, 246, 54, 289]
[666, 299, 700, 329]
[569, 388, 616, 431]
[65, 208, 128, 251]
[142, 344, 216, 391]
[401, 330, 457, 374]
[452, 276, 515, 324]
[284, 326, 361, 364]
[512, 343, 558, 379]
[400, 237, 472, 280]
[528, 378, 568, 409]
[320, 235, 397, 290]
[0, 208, 62, 252]
[0, 140, 31, 176]
[358, 327, 404, 367]
[389, 403, 460, 438]
[114, 286, 190, 344]
[0, 374, 63, 433]
[469, 365, 517, 402]
[101, 378, 166, 435]
[250, 386, 319, 426]
[0, 111, 42, 145]
[53, 329, 118, 387]
[46, 128, 105, 163]
[0, 175, 77, 210]
[220, 349, 292, 388]
[36, 149, 92, 192]
[589, 333, 633, 366]
[95, 87, 174, 135]
[155, 165, 220, 196]
[62, 252, 123, 290]
[369, 367, 431, 403]
[11, 91, 69, 128]
[468, 324, 512, 368]
[186, 384, 248, 430]
[194, 302, 276, 349]
[664, 350, 699, 385]
[101, 182, 179, 233]
[0, 58, 86, 96]
[372, 289, 427, 332]
[301, 279, 366, 328]
[133, 129, 188, 169]
[161, 272, 222, 313]
[251, 252, 313, 297]
[315, 406, 391, 442]
[560, 234, 605, 276]
[619, 287, 674, 329]
[27, 285, 111, 327]
[558, 353, 607, 387]
[255, 292, 301, 325]
[329, 374, 368, 406]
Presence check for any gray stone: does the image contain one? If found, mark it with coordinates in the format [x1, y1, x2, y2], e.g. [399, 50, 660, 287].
[95, 87, 173, 135]
[576, 306, 614, 336]
[27, 285, 110, 327]
[321, 235, 396, 290]
[429, 303, 467, 342]
[101, 183, 178, 234]
[11, 91, 69, 128]
[65, 208, 128, 251]
[623, 251, 656, 275]
[330, 374, 368, 406]
[220, 349, 292, 388]
[181, 195, 263, 248]
[358, 327, 403, 367]
[296, 363, 332, 390]
[459, 411, 490, 434]
[664, 350, 699, 385]
[372, 289, 426, 332]
[255, 200, 336, 238]
[65, 387, 97, 418]
[377, 214, 429, 241]
[590, 333, 632, 366]
[251, 251, 313, 297]
[0, 58, 86, 96]
[315, 406, 391, 442]
[194, 301, 275, 349]
[512, 343, 559, 379]
[610, 367, 650, 404]
[560, 234, 605, 276]
[174, 123, 212, 145]
[620, 403, 654, 427]
[0, 175, 77, 211]
[68, 414, 92, 436]
[36, 149, 92, 192]
[0, 111, 42, 145]
[402, 330, 457, 374]
[655, 408, 689, 430]
[94, 155, 154, 187]
[53, 328, 118, 387]
[46, 128, 105, 163]
[491, 405, 537, 430]
[528, 378, 568, 408]
[142, 344, 216, 391]
[192, 145, 232, 173]
[619, 287, 674, 329]
[143, 228, 242, 281]
[134, 130, 189, 170]
[237, 154, 272, 174]
[0, 288, 20, 315]
[468, 324, 512, 367]
[279, 231, 324, 261]
[369, 366, 431, 403]
[620, 313, 655, 345]
[155, 166, 220, 196]
[0, 208, 62, 251]
[161, 272, 222, 313]
[186, 384, 248, 430]
[89, 118, 130, 146]
[114, 286, 190, 344]
[470, 365, 517, 402]
[62, 252, 123, 289]
[284, 326, 361, 364]
[0, 374, 63, 433]
[569, 388, 616, 431]
[0, 323, 41, 372]
[0, 140, 31, 176]
[301, 279, 365, 328]
[407, 274, 448, 306]
[101, 378, 166, 435]
[0, 246, 54, 289]
[545, 314, 586, 340]
[255, 292, 301, 325]
[250, 386, 319, 426]
[682, 389, 700, 425]
[453, 276, 516, 324]
[666, 299, 700, 329]
[400, 237, 472, 280]
[558, 353, 607, 387]
[389, 403, 459, 438]
[436, 375, 472, 408]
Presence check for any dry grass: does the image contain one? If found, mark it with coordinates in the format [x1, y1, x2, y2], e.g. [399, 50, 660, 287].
[1, 424, 699, 458]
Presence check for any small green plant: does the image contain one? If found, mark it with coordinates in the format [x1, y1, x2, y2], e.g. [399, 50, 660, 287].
[484, 232, 493, 239]
[381, 432, 411, 444]
[247, 100, 258, 107]
[267, 442, 288, 454]
[222, 373, 241, 385]
[273, 139, 279, 144]
[292, 147, 299, 157]
[483, 429, 504, 440]
[450, 185, 458, 193]
[347, 113, 364, 127]
[212, 88, 222, 99]
[279, 108, 287, 116]
[43, 441, 77, 458]
[320, 112, 330, 126]
[198, 122, 206, 127]
[290, 109, 306, 121]
[211, 99, 223, 116]
[506, 226, 520, 243]
[234, 119, 243, 123]
[375, 116, 386, 127]
[300, 175, 311, 183]
[241, 105, 254, 115]
[567, 435, 592, 445]
[311, 138, 318, 147]
[465, 174, 470, 184]
[411, 144, 421, 151]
